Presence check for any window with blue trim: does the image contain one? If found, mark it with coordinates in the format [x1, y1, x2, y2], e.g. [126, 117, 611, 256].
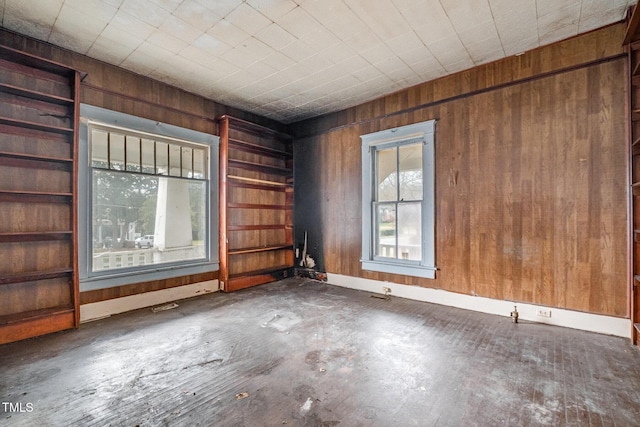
[361, 120, 436, 279]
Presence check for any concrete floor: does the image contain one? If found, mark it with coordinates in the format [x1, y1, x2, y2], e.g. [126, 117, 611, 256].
[1, 278, 640, 426]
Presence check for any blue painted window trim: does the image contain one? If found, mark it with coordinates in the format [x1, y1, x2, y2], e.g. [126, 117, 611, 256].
[360, 120, 437, 279]
[78, 104, 219, 291]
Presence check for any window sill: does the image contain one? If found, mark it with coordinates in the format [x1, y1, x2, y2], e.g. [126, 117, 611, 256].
[361, 260, 436, 279]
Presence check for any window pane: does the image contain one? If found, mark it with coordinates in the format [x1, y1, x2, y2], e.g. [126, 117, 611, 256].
[398, 203, 422, 261]
[156, 141, 168, 175]
[399, 143, 422, 201]
[169, 144, 181, 177]
[91, 170, 207, 272]
[91, 129, 108, 168]
[109, 133, 125, 171]
[377, 147, 397, 202]
[126, 136, 141, 172]
[193, 149, 205, 179]
[182, 147, 193, 178]
[141, 139, 155, 174]
[375, 203, 396, 258]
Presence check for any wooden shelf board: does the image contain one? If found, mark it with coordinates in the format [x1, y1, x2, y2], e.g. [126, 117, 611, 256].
[228, 224, 287, 231]
[0, 307, 75, 344]
[225, 266, 293, 291]
[0, 116, 73, 135]
[220, 115, 292, 141]
[0, 305, 74, 326]
[0, 152, 72, 171]
[0, 82, 74, 105]
[228, 202, 292, 210]
[229, 265, 292, 279]
[0, 151, 72, 164]
[0, 190, 72, 203]
[0, 231, 73, 242]
[228, 137, 292, 158]
[0, 268, 73, 285]
[228, 158, 292, 176]
[228, 175, 291, 189]
[229, 244, 292, 255]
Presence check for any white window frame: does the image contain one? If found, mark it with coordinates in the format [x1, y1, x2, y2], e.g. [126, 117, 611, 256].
[78, 104, 219, 291]
[361, 120, 436, 279]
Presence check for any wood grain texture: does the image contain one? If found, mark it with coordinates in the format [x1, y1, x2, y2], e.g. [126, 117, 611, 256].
[294, 39, 627, 316]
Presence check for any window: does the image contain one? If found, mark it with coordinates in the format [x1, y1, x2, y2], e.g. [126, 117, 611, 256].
[79, 105, 219, 291]
[361, 120, 436, 278]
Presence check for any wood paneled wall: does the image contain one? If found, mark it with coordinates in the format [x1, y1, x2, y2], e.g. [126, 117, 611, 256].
[0, 28, 285, 303]
[293, 24, 628, 317]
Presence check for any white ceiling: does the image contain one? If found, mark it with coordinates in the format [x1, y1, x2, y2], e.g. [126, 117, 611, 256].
[0, 0, 634, 123]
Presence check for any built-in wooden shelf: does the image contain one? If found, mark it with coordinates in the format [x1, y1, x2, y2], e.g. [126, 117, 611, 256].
[0, 116, 73, 135]
[0, 268, 73, 286]
[229, 245, 292, 255]
[219, 115, 294, 292]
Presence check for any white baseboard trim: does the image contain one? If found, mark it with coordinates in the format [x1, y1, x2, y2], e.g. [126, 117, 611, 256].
[327, 273, 631, 338]
[80, 280, 220, 323]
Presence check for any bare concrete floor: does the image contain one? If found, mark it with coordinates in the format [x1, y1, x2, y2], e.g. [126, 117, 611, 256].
[1, 278, 640, 426]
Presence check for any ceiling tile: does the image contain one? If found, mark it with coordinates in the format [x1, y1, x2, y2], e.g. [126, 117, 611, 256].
[147, 29, 189, 54]
[255, 22, 296, 51]
[440, 0, 495, 31]
[192, 33, 232, 55]
[207, 19, 250, 47]
[63, 0, 118, 22]
[120, 0, 171, 28]
[148, 0, 185, 13]
[224, 1, 271, 35]
[50, 3, 110, 54]
[427, 38, 473, 72]
[246, 0, 297, 21]
[120, 49, 159, 76]
[173, 1, 222, 32]
[159, 14, 203, 43]
[110, 9, 156, 40]
[87, 33, 141, 65]
[344, 0, 408, 40]
[278, 6, 323, 39]
[194, 0, 242, 17]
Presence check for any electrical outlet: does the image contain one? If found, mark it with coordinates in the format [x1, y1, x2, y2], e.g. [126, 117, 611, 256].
[382, 287, 391, 294]
[537, 309, 551, 318]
